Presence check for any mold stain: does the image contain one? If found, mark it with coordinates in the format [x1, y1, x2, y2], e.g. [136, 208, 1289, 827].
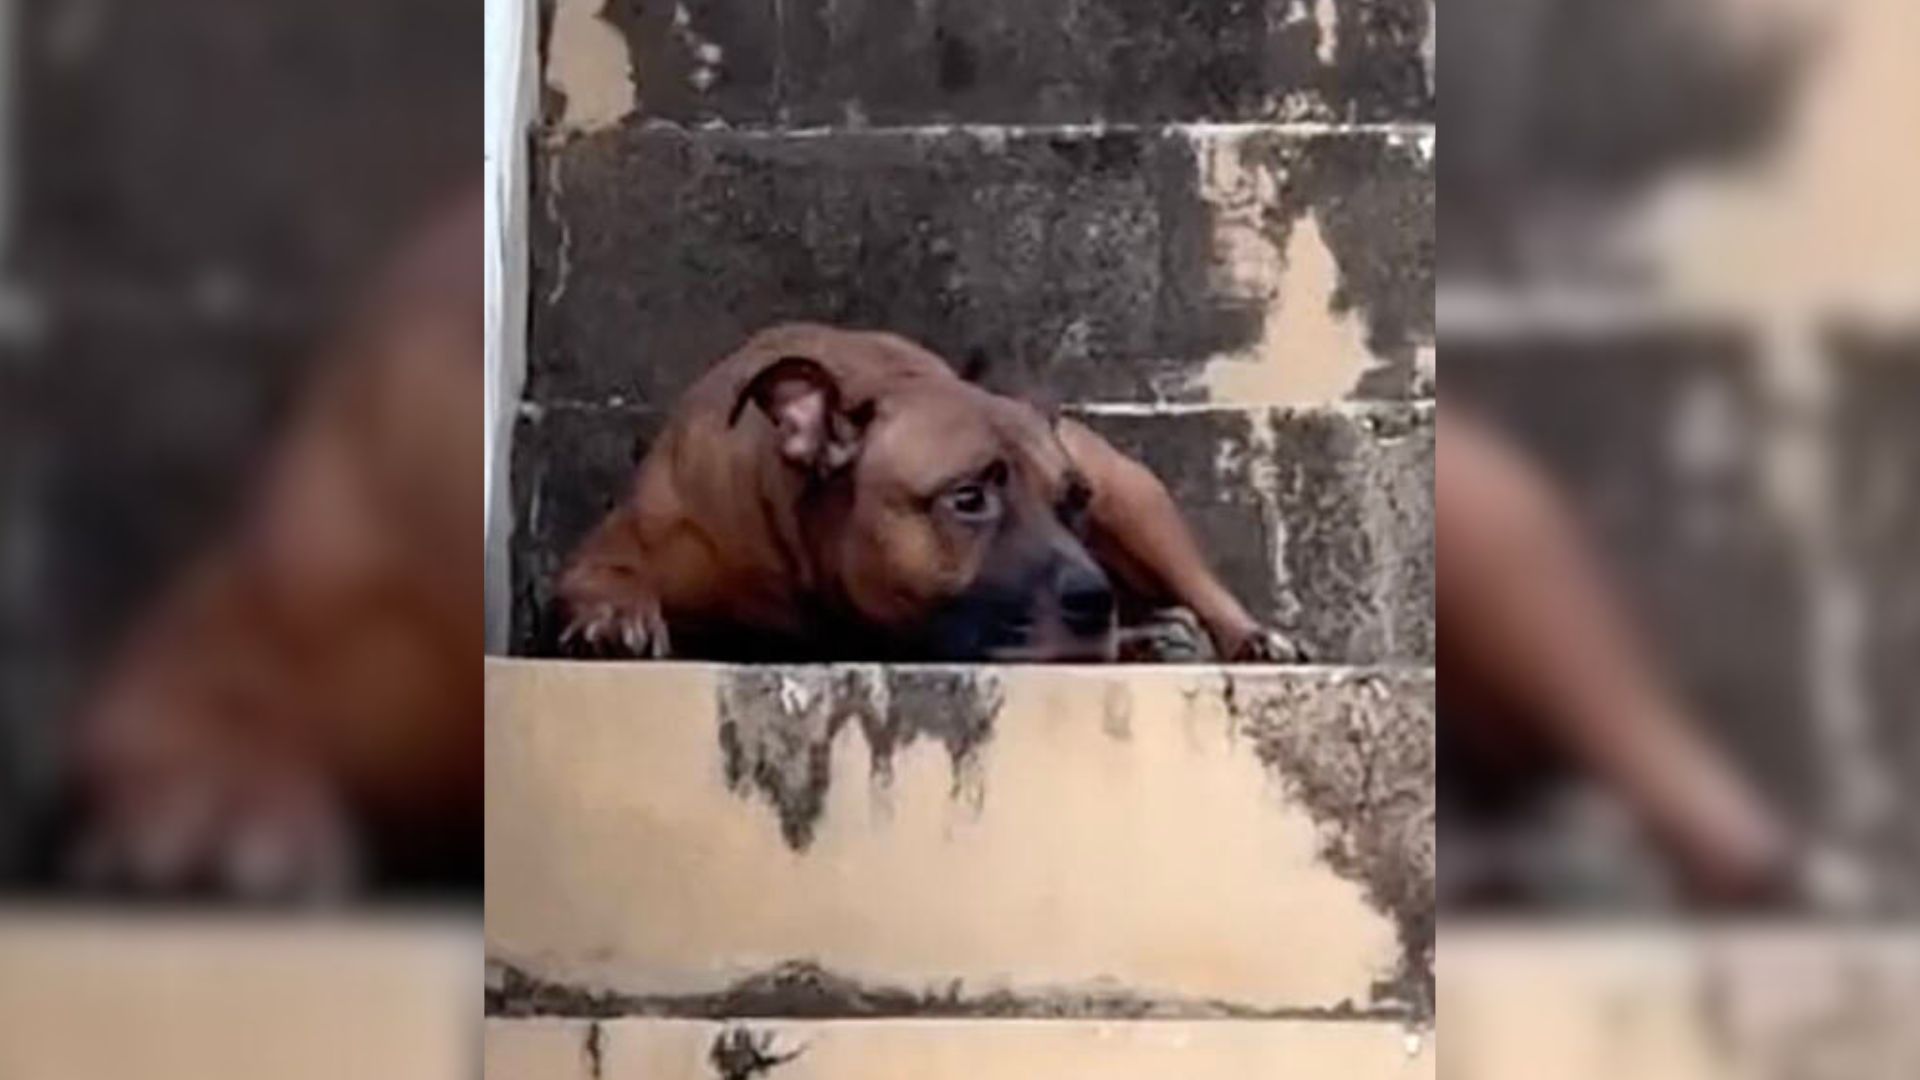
[716, 667, 1004, 850]
[487, 957, 1410, 1022]
[1221, 669, 1436, 1018]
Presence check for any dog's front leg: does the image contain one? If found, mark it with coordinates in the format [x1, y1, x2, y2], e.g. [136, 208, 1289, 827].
[1057, 419, 1304, 662]
[557, 506, 671, 658]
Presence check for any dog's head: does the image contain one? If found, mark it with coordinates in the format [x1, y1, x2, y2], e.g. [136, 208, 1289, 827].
[732, 355, 1114, 661]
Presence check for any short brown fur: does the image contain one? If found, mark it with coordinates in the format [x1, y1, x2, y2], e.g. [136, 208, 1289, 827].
[560, 323, 1295, 663]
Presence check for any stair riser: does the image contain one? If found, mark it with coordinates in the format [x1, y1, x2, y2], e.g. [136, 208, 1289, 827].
[530, 126, 1433, 408]
[509, 405, 1433, 663]
[486, 661, 1434, 1018]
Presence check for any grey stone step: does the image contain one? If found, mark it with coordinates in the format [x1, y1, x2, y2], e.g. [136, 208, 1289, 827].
[1447, 324, 1920, 873]
[508, 402, 1433, 664]
[487, 1017, 1434, 1078]
[529, 124, 1433, 408]
[544, 0, 1434, 131]
[485, 659, 1435, 1020]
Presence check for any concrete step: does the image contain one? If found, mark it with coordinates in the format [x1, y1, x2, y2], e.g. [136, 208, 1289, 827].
[485, 659, 1434, 1020]
[544, 0, 1434, 131]
[487, 1017, 1434, 1078]
[509, 402, 1433, 664]
[529, 124, 1433, 409]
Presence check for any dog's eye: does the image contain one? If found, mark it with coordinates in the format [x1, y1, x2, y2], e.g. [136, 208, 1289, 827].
[941, 482, 1001, 523]
[1059, 474, 1092, 521]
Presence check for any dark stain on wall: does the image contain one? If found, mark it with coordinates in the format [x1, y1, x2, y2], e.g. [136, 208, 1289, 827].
[486, 957, 1411, 1021]
[1223, 667, 1436, 1018]
[716, 666, 1004, 849]
[568, 0, 1431, 128]
[527, 125, 1432, 410]
[709, 1027, 805, 1079]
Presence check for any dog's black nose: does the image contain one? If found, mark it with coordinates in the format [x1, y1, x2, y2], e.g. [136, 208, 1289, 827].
[1056, 562, 1114, 635]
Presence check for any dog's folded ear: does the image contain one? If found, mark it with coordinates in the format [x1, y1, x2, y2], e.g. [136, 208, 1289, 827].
[730, 355, 871, 475]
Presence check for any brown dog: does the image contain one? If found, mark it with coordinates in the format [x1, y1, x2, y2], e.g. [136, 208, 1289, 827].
[560, 324, 1297, 663]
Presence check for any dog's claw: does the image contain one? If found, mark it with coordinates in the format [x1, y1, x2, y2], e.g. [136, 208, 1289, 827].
[561, 599, 670, 660]
[624, 616, 667, 658]
[1232, 627, 1308, 664]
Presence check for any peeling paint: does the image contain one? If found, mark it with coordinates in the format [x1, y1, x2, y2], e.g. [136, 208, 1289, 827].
[528, 124, 1430, 412]
[717, 667, 1003, 850]
[1197, 138, 1379, 403]
[546, 0, 637, 134]
[541, 151, 573, 307]
[1314, 0, 1340, 66]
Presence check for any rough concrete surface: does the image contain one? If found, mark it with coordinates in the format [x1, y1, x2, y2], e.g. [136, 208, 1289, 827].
[485, 659, 1434, 1018]
[528, 125, 1432, 408]
[486, 1015, 1435, 1079]
[508, 403, 1434, 663]
[541, 0, 1434, 130]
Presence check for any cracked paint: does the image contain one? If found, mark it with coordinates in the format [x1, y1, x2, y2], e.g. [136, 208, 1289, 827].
[1196, 138, 1380, 403]
[546, 0, 636, 134]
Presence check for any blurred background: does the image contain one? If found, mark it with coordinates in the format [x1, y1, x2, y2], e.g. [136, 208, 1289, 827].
[1441, 0, 1920, 1075]
[1442, 0, 1918, 916]
[1, 0, 476, 1075]
[1, 0, 475, 895]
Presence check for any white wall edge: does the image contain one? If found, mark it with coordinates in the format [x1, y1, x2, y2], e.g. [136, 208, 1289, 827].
[484, 0, 537, 653]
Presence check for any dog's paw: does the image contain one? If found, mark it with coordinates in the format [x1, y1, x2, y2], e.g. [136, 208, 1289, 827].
[1229, 626, 1309, 664]
[69, 752, 361, 900]
[560, 596, 671, 659]
[1116, 607, 1213, 662]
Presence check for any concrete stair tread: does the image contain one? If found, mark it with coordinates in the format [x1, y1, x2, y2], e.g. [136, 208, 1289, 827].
[486, 1016, 1434, 1078]
[485, 659, 1435, 1021]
